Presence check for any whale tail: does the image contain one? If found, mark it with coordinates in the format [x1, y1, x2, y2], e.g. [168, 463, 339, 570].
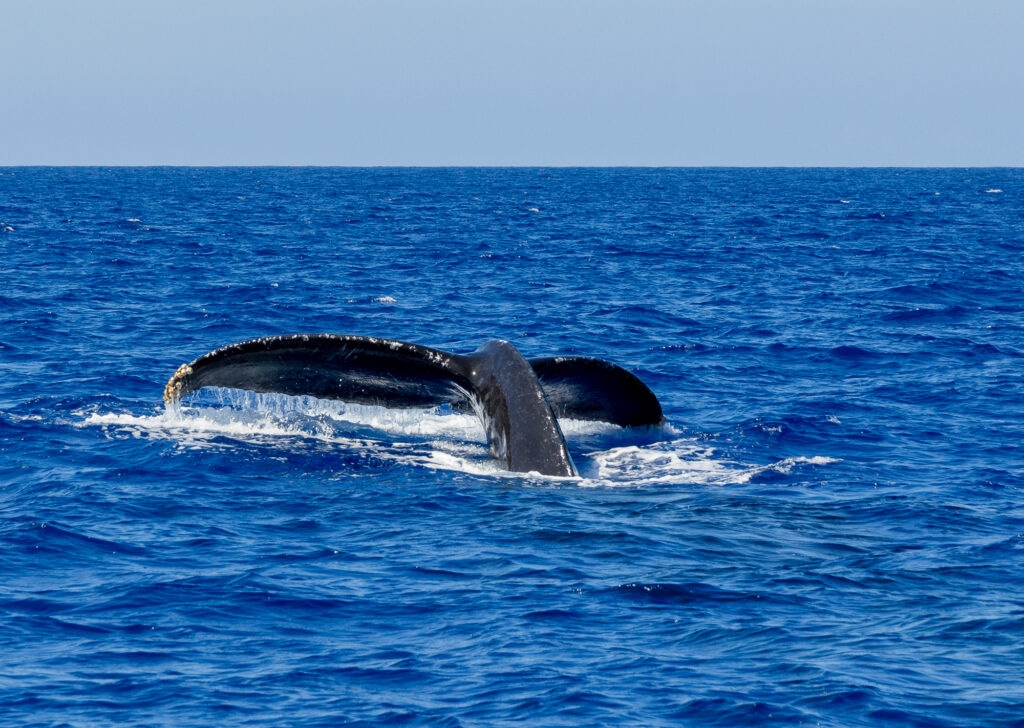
[164, 335, 663, 477]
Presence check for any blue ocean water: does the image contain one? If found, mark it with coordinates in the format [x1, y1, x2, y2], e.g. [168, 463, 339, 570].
[1, 167, 1022, 727]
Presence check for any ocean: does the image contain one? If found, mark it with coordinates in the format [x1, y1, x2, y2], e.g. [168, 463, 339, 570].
[1, 167, 1022, 726]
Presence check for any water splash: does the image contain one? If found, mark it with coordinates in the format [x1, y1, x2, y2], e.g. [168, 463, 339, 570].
[81, 391, 837, 486]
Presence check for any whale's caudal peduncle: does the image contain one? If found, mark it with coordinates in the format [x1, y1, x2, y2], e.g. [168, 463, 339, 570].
[163, 335, 663, 477]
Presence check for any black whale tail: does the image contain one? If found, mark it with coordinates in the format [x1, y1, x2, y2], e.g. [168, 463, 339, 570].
[164, 335, 663, 477]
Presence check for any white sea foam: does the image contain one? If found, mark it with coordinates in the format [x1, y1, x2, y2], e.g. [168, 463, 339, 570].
[985, 189, 1002, 194]
[82, 405, 482, 470]
[87, 391, 484, 440]
[579, 442, 741, 486]
[7, 413, 44, 423]
[577, 444, 838, 487]
[80, 393, 839, 486]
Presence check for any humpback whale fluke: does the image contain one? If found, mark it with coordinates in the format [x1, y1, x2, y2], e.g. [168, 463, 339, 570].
[163, 335, 663, 477]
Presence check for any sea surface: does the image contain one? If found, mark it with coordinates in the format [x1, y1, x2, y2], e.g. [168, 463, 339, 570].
[1, 167, 1022, 727]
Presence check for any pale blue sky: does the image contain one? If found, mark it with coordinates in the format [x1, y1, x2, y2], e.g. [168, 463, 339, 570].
[2, 0, 1022, 165]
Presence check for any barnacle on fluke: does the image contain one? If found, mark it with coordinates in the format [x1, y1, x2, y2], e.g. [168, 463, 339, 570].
[163, 334, 663, 477]
[162, 363, 193, 405]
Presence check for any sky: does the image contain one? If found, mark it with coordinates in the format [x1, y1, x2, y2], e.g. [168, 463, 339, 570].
[2, 0, 1022, 166]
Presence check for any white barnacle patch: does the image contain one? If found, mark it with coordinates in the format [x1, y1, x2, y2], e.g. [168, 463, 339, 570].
[163, 363, 194, 404]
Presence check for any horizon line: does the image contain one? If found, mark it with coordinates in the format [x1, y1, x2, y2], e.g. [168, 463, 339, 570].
[2, 164, 1022, 170]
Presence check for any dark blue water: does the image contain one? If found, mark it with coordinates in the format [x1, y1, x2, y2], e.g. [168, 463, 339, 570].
[2, 168, 1023, 727]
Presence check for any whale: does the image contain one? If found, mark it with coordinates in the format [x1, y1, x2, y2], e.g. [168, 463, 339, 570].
[163, 335, 663, 477]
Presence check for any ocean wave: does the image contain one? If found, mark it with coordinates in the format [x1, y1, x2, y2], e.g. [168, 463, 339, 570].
[881, 305, 971, 322]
